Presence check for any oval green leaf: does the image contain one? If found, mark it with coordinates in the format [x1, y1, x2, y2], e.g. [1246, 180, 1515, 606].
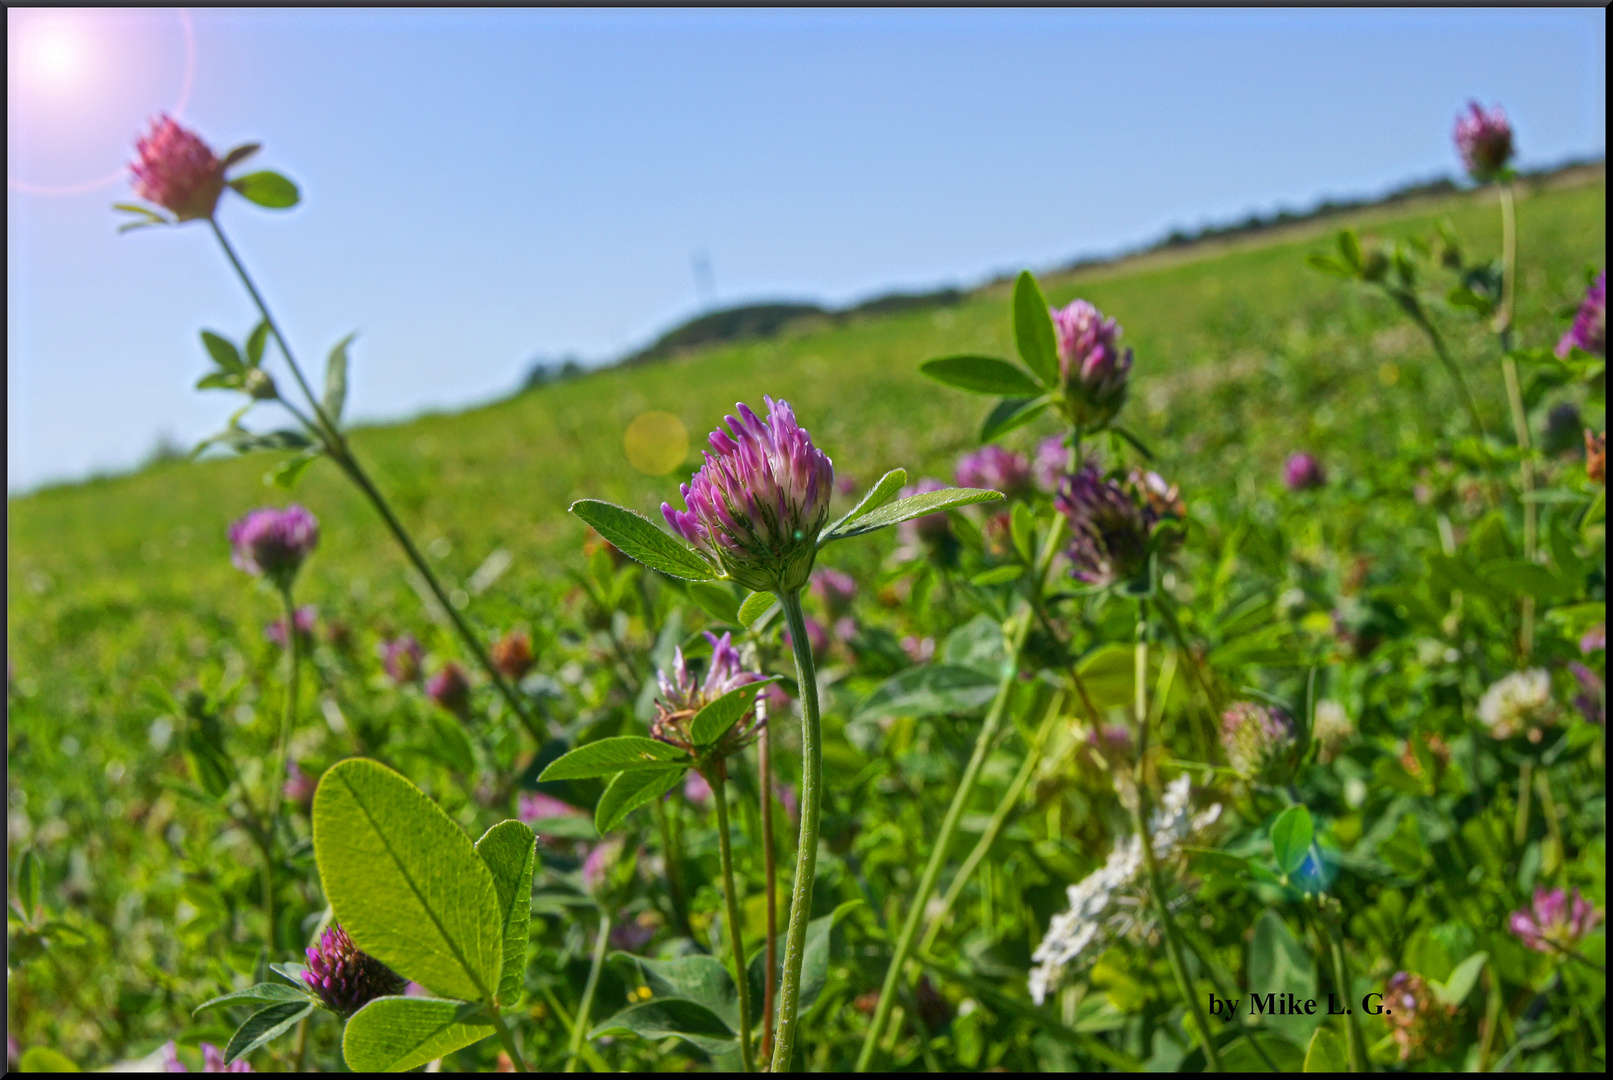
[195, 982, 312, 1016]
[823, 467, 907, 541]
[538, 737, 689, 781]
[200, 330, 244, 374]
[224, 1000, 315, 1064]
[569, 500, 716, 581]
[1302, 1026, 1347, 1072]
[736, 591, 777, 629]
[228, 170, 301, 209]
[474, 821, 536, 1007]
[689, 679, 777, 748]
[1012, 271, 1060, 386]
[323, 333, 354, 425]
[830, 487, 1004, 540]
[920, 355, 1044, 396]
[312, 758, 503, 1003]
[1271, 805, 1314, 877]
[595, 767, 686, 834]
[342, 996, 495, 1073]
[980, 395, 1051, 442]
[589, 997, 735, 1056]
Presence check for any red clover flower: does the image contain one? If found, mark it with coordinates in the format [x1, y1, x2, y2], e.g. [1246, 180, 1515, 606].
[1508, 887, 1603, 955]
[302, 923, 407, 1017]
[381, 634, 424, 685]
[1556, 271, 1605, 359]
[425, 662, 472, 718]
[652, 632, 766, 764]
[1055, 466, 1180, 587]
[1050, 299, 1133, 430]
[1382, 972, 1455, 1062]
[1220, 702, 1299, 783]
[955, 445, 1034, 499]
[1453, 101, 1514, 182]
[131, 115, 226, 222]
[662, 397, 834, 593]
[228, 505, 319, 590]
[1283, 452, 1327, 491]
[1034, 435, 1070, 493]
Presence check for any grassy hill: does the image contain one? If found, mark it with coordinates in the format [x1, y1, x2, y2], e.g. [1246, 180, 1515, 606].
[8, 172, 1605, 755]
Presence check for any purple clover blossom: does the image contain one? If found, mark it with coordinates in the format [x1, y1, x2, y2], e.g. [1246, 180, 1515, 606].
[661, 397, 834, 593]
[811, 567, 857, 619]
[955, 445, 1034, 500]
[425, 662, 472, 717]
[1034, 435, 1070, 493]
[1220, 702, 1299, 783]
[1453, 101, 1514, 182]
[898, 478, 953, 547]
[610, 916, 658, 954]
[1509, 887, 1603, 954]
[1283, 452, 1327, 491]
[303, 924, 406, 1017]
[1049, 299, 1133, 430]
[381, 634, 424, 685]
[518, 791, 585, 825]
[652, 631, 766, 761]
[265, 605, 318, 647]
[684, 770, 712, 807]
[227, 505, 319, 590]
[1570, 663, 1604, 726]
[130, 115, 226, 222]
[582, 838, 624, 898]
[1557, 271, 1605, 359]
[162, 1041, 251, 1073]
[1054, 466, 1154, 587]
[1581, 623, 1606, 655]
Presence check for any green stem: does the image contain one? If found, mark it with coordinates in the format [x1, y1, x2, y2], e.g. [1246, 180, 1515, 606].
[1405, 302, 1489, 445]
[855, 606, 1034, 1072]
[1132, 602, 1222, 1072]
[490, 1009, 531, 1073]
[1496, 182, 1517, 338]
[758, 706, 779, 1063]
[769, 589, 824, 1073]
[566, 909, 611, 1072]
[207, 221, 547, 743]
[1514, 759, 1534, 848]
[712, 771, 757, 1071]
[1320, 910, 1368, 1071]
[1500, 349, 1537, 656]
[1156, 598, 1221, 762]
[264, 584, 301, 954]
[1177, 926, 1283, 1072]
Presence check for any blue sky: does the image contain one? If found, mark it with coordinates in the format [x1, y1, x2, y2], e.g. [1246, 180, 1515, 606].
[7, 7, 1606, 492]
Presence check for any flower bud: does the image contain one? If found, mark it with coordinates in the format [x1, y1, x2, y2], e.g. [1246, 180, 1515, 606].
[1220, 702, 1299, 783]
[303, 924, 407, 1017]
[227, 505, 319, 590]
[491, 630, 535, 682]
[425, 662, 472, 718]
[243, 368, 278, 401]
[652, 632, 766, 763]
[1282, 452, 1326, 491]
[1050, 300, 1132, 430]
[1453, 101, 1514, 182]
[130, 115, 225, 222]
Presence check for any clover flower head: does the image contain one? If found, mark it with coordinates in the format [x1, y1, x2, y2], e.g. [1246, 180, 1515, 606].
[1283, 452, 1327, 491]
[1557, 271, 1605, 359]
[518, 791, 584, 825]
[303, 924, 406, 1017]
[162, 1040, 252, 1072]
[1054, 465, 1165, 587]
[1453, 101, 1514, 182]
[1034, 435, 1070, 492]
[425, 662, 472, 717]
[610, 913, 658, 954]
[131, 115, 225, 221]
[1477, 668, 1559, 740]
[1383, 972, 1456, 1062]
[1581, 622, 1606, 656]
[265, 605, 318, 648]
[956, 445, 1034, 499]
[683, 770, 712, 807]
[897, 478, 953, 548]
[1509, 887, 1603, 954]
[227, 505, 319, 589]
[491, 630, 535, 682]
[652, 632, 765, 760]
[1049, 299, 1133, 429]
[381, 634, 424, 685]
[661, 397, 834, 593]
[1221, 702, 1299, 782]
[811, 567, 857, 619]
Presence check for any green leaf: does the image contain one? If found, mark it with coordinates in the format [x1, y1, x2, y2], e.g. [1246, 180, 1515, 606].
[1306, 253, 1354, 279]
[1012, 271, 1060, 387]
[228, 170, 301, 209]
[980, 395, 1051, 442]
[16, 1047, 79, 1071]
[569, 500, 716, 581]
[244, 321, 270, 369]
[221, 143, 262, 170]
[474, 821, 536, 1007]
[690, 680, 776, 748]
[686, 581, 740, 624]
[1338, 229, 1363, 271]
[17, 849, 43, 920]
[196, 371, 243, 392]
[224, 1000, 315, 1064]
[538, 737, 690, 781]
[312, 758, 503, 1002]
[111, 202, 167, 223]
[969, 566, 1021, 586]
[920, 355, 1044, 396]
[823, 467, 907, 540]
[830, 486, 1004, 540]
[1478, 559, 1576, 603]
[342, 996, 495, 1073]
[1271, 805, 1314, 877]
[1009, 502, 1034, 561]
[859, 665, 998, 720]
[1110, 425, 1155, 460]
[1247, 909, 1319, 1045]
[195, 982, 312, 1016]
[323, 333, 355, 425]
[736, 591, 777, 629]
[201, 330, 245, 373]
[595, 767, 685, 834]
[1302, 1026, 1347, 1071]
[1433, 951, 1488, 1007]
[589, 997, 735, 1056]
[633, 954, 741, 1030]
[266, 449, 322, 490]
[269, 961, 310, 986]
[798, 899, 863, 1013]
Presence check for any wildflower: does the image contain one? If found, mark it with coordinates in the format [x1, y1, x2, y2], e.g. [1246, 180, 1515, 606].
[1383, 971, 1456, 1062]
[1569, 663, 1604, 726]
[684, 770, 712, 807]
[783, 616, 832, 666]
[651, 632, 765, 763]
[900, 636, 935, 665]
[1508, 887, 1603, 954]
[1221, 702, 1299, 783]
[1083, 724, 1135, 771]
[1453, 101, 1514, 182]
[661, 397, 834, 594]
[1049, 299, 1133, 430]
[897, 478, 954, 547]
[1034, 435, 1070, 492]
[381, 634, 423, 685]
[161, 1040, 251, 1072]
[491, 630, 535, 682]
[1283, 452, 1327, 491]
[1477, 668, 1560, 740]
[1556, 271, 1604, 358]
[518, 791, 585, 825]
[130, 115, 225, 221]
[1581, 623, 1606, 656]
[582, 838, 626, 899]
[283, 761, 317, 809]
[811, 567, 857, 620]
[425, 662, 472, 718]
[1587, 429, 1606, 485]
[1055, 466, 1179, 587]
[1029, 776, 1220, 1003]
[227, 505, 319, 590]
[302, 923, 407, 1017]
[265, 605, 318, 648]
[761, 680, 794, 717]
[1312, 700, 1354, 764]
[836, 473, 859, 497]
[955, 445, 1034, 499]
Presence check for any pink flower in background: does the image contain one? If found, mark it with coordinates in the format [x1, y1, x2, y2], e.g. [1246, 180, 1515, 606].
[835, 473, 859, 496]
[1221, 702, 1299, 782]
[265, 605, 318, 647]
[1034, 435, 1070, 492]
[1453, 101, 1514, 182]
[662, 397, 834, 593]
[1509, 887, 1602, 954]
[811, 567, 857, 619]
[283, 761, 317, 808]
[425, 662, 472, 717]
[1050, 299, 1132, 429]
[1283, 452, 1327, 491]
[784, 615, 832, 665]
[131, 115, 226, 221]
[1556, 271, 1605, 359]
[583, 838, 624, 897]
[161, 1040, 251, 1072]
[381, 634, 424, 685]
[227, 505, 319, 589]
[1055, 466, 1149, 586]
[897, 478, 953, 547]
[683, 770, 712, 807]
[610, 917, 657, 953]
[773, 781, 799, 823]
[900, 635, 935, 665]
[1581, 623, 1606, 655]
[955, 445, 1033, 499]
[518, 791, 584, 824]
[760, 681, 794, 716]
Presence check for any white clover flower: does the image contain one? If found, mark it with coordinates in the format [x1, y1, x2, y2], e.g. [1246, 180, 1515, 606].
[1313, 700, 1354, 762]
[1028, 775, 1220, 1004]
[1477, 669, 1559, 739]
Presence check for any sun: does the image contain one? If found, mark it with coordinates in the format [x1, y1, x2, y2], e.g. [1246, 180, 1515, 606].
[12, 13, 96, 95]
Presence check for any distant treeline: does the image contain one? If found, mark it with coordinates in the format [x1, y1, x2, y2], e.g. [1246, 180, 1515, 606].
[520, 158, 1602, 393]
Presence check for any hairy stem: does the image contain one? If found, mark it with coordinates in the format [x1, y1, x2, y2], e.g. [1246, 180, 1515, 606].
[1405, 302, 1489, 445]
[758, 709, 779, 1062]
[713, 771, 757, 1071]
[769, 589, 823, 1073]
[263, 584, 301, 953]
[566, 909, 611, 1072]
[489, 1009, 530, 1073]
[208, 221, 547, 743]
